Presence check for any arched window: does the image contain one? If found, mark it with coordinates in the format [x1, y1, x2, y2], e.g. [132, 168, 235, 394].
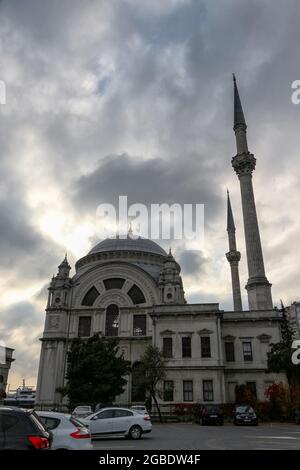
[131, 362, 146, 402]
[103, 278, 125, 290]
[82, 286, 100, 306]
[127, 285, 146, 305]
[105, 304, 119, 336]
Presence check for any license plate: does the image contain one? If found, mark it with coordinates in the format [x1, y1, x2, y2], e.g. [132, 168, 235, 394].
[210, 415, 218, 418]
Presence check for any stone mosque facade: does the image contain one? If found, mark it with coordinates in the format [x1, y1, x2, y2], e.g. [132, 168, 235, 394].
[36, 78, 286, 409]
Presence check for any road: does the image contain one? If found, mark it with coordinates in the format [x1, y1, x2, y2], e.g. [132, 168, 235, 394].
[92, 422, 300, 450]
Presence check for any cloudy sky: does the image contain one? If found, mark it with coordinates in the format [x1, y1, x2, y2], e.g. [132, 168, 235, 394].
[0, 0, 299, 388]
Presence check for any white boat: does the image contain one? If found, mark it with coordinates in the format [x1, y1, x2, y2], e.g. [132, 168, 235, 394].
[4, 382, 36, 407]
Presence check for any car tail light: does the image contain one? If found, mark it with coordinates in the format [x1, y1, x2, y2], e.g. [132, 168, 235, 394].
[143, 415, 151, 421]
[70, 427, 91, 439]
[28, 436, 49, 450]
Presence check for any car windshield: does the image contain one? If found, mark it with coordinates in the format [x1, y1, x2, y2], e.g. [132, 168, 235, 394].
[236, 406, 253, 413]
[204, 406, 219, 413]
[76, 406, 90, 411]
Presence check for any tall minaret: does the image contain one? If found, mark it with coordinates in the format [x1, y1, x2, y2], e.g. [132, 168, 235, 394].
[226, 191, 243, 311]
[231, 74, 273, 310]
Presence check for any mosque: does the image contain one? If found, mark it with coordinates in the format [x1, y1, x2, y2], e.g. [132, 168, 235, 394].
[35, 77, 286, 408]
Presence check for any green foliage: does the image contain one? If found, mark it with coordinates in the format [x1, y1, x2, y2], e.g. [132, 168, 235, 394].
[137, 345, 167, 395]
[193, 402, 202, 423]
[65, 334, 131, 408]
[234, 384, 256, 406]
[135, 345, 167, 422]
[267, 303, 300, 385]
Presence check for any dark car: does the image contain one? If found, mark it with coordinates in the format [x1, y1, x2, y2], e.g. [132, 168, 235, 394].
[201, 405, 224, 425]
[233, 405, 258, 426]
[295, 409, 300, 425]
[0, 406, 52, 450]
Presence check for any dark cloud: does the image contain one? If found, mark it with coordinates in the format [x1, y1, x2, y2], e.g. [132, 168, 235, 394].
[178, 250, 208, 277]
[73, 152, 222, 220]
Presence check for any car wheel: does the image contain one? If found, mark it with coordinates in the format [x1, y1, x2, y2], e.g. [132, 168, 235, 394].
[128, 425, 142, 440]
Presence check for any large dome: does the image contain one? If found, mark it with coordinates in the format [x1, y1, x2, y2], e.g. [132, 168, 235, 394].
[89, 236, 167, 257]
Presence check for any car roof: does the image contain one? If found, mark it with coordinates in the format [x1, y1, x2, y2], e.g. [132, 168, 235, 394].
[93, 407, 136, 415]
[36, 411, 69, 419]
[0, 406, 32, 414]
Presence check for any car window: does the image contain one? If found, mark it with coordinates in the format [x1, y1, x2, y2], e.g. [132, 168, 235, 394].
[1, 413, 31, 434]
[114, 409, 133, 418]
[39, 416, 60, 430]
[70, 417, 86, 428]
[96, 409, 114, 419]
[76, 406, 90, 411]
[30, 412, 48, 432]
[205, 406, 219, 413]
[1, 414, 20, 431]
[236, 406, 249, 413]
[98, 410, 114, 419]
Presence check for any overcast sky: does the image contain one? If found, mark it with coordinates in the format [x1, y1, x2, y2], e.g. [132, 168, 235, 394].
[0, 0, 299, 388]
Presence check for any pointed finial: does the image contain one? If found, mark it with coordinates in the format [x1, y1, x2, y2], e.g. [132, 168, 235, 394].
[233, 73, 246, 130]
[227, 190, 236, 232]
[169, 247, 172, 256]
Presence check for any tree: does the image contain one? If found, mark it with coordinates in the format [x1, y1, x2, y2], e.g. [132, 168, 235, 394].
[235, 384, 256, 406]
[65, 334, 131, 408]
[136, 345, 167, 423]
[267, 301, 300, 385]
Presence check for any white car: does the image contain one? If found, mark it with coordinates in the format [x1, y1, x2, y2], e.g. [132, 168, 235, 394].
[71, 405, 93, 419]
[81, 407, 152, 440]
[36, 411, 93, 450]
[131, 405, 148, 415]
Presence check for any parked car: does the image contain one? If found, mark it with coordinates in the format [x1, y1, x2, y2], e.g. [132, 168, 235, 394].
[81, 407, 152, 440]
[130, 405, 148, 415]
[201, 405, 224, 425]
[233, 405, 258, 425]
[71, 405, 93, 419]
[36, 411, 93, 450]
[295, 409, 300, 424]
[0, 406, 52, 450]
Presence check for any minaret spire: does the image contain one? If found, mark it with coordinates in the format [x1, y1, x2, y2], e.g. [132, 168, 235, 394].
[231, 76, 273, 311]
[233, 73, 246, 130]
[232, 74, 248, 154]
[226, 191, 242, 311]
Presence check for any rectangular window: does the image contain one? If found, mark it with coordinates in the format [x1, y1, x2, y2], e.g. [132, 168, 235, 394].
[78, 316, 91, 337]
[163, 337, 173, 358]
[201, 336, 211, 358]
[246, 382, 257, 398]
[242, 341, 253, 361]
[203, 380, 214, 402]
[183, 380, 193, 402]
[163, 381, 174, 401]
[225, 342, 235, 362]
[133, 315, 147, 336]
[182, 337, 192, 358]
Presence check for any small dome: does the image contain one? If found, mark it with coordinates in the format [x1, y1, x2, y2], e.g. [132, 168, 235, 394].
[89, 236, 167, 257]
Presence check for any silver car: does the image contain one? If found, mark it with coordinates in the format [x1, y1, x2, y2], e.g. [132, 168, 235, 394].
[130, 405, 148, 415]
[81, 407, 152, 440]
[71, 405, 93, 419]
